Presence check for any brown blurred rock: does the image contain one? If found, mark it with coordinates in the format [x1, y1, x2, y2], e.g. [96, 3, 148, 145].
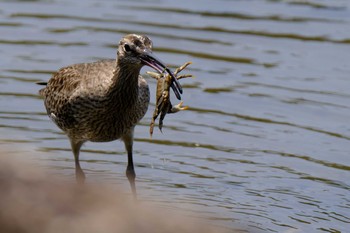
[0, 154, 233, 233]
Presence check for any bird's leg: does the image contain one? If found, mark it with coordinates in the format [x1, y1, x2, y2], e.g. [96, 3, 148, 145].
[122, 128, 137, 200]
[70, 139, 85, 184]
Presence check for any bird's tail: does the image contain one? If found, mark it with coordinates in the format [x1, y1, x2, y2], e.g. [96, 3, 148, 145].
[36, 81, 47, 86]
[36, 81, 47, 96]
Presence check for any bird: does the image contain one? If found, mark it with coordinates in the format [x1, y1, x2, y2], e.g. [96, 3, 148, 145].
[37, 34, 183, 198]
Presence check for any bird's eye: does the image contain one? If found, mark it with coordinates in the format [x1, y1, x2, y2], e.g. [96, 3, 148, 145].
[124, 44, 131, 52]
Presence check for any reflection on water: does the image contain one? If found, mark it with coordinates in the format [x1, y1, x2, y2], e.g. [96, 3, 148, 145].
[1, 0, 350, 232]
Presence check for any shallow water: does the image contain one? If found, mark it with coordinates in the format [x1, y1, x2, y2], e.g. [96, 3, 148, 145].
[1, 0, 350, 232]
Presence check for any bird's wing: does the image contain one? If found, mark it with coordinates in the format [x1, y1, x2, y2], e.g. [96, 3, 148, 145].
[48, 65, 84, 96]
[40, 65, 84, 125]
[40, 59, 116, 98]
[38, 60, 116, 131]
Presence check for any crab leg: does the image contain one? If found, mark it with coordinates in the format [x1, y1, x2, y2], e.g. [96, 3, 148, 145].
[174, 62, 192, 75]
[169, 101, 189, 113]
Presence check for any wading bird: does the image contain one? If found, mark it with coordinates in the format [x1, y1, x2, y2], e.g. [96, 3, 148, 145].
[38, 34, 182, 198]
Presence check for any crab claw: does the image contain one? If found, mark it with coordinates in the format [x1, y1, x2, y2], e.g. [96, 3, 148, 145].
[169, 101, 189, 113]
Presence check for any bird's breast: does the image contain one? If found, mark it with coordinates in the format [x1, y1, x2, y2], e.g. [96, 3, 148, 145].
[68, 87, 148, 142]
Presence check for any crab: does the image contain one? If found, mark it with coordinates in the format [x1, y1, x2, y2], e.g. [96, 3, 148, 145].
[147, 62, 193, 137]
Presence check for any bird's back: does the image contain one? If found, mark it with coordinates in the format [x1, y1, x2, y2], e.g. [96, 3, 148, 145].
[39, 59, 115, 97]
[40, 59, 150, 142]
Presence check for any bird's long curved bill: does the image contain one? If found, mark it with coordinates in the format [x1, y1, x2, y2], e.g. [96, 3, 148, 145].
[140, 51, 183, 100]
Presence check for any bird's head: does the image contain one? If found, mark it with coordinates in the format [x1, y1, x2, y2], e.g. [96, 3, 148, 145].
[117, 34, 182, 99]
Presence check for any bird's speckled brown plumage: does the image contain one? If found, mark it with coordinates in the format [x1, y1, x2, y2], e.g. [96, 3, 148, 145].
[38, 34, 181, 198]
[39, 59, 149, 142]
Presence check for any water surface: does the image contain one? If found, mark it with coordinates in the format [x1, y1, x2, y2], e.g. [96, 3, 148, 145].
[1, 0, 350, 232]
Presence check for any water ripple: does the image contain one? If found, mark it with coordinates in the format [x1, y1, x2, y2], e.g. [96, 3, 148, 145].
[190, 107, 350, 140]
[1, 1, 350, 232]
[0, 39, 88, 46]
[124, 5, 345, 23]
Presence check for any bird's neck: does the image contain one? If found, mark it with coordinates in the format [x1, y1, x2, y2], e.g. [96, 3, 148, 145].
[109, 61, 142, 106]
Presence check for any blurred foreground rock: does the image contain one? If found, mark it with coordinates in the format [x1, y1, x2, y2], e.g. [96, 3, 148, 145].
[0, 153, 236, 233]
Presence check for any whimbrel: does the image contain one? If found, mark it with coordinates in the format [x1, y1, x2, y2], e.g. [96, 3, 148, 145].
[38, 34, 182, 198]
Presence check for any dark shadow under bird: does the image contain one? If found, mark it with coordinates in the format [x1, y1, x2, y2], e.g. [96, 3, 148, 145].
[37, 34, 183, 198]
